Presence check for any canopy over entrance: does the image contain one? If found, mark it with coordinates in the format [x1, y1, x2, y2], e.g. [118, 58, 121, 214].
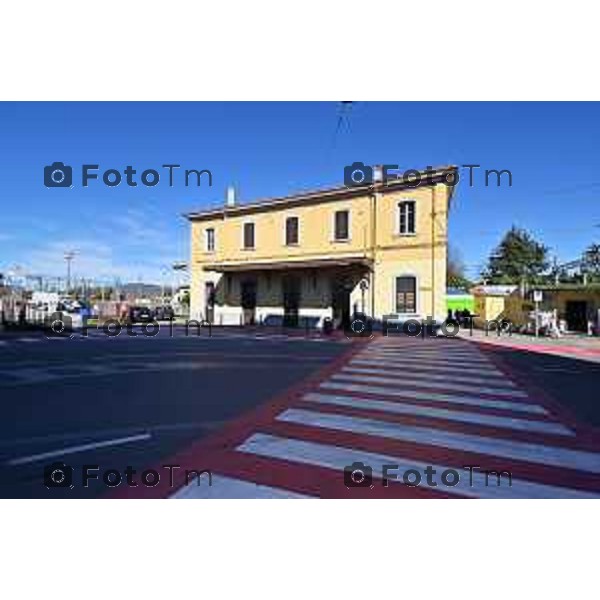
[202, 255, 373, 273]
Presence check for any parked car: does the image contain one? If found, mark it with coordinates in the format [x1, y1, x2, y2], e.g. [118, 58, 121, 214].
[153, 305, 175, 320]
[128, 306, 155, 323]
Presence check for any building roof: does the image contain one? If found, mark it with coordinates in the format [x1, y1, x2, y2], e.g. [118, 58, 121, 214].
[186, 165, 457, 222]
[535, 283, 600, 291]
[471, 285, 518, 296]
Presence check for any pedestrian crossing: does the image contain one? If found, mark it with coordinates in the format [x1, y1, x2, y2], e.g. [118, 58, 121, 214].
[167, 336, 600, 499]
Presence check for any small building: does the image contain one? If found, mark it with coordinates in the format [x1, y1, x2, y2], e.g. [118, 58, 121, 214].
[471, 285, 518, 327]
[472, 283, 600, 333]
[528, 284, 600, 332]
[186, 166, 456, 328]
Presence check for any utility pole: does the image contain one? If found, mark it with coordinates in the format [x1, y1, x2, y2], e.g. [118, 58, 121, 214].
[64, 250, 76, 296]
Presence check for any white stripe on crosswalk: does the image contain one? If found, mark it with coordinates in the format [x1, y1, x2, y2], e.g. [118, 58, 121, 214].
[367, 348, 486, 358]
[302, 392, 573, 436]
[344, 364, 516, 388]
[276, 408, 600, 473]
[358, 348, 496, 361]
[171, 473, 313, 499]
[332, 372, 528, 398]
[363, 352, 493, 366]
[237, 433, 598, 499]
[320, 381, 546, 414]
[350, 357, 505, 377]
[366, 343, 485, 351]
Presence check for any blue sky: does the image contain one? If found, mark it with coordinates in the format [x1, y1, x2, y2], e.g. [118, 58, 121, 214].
[1, 101, 599, 283]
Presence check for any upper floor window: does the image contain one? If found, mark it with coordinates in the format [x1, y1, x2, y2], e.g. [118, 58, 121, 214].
[398, 200, 416, 235]
[243, 222, 255, 249]
[285, 216, 299, 245]
[396, 276, 417, 313]
[334, 210, 350, 241]
[205, 227, 215, 252]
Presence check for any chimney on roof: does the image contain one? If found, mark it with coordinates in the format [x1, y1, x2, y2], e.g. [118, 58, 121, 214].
[373, 165, 383, 183]
[226, 185, 236, 207]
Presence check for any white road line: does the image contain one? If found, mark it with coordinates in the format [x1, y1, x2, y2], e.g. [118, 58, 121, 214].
[344, 364, 516, 388]
[302, 392, 573, 436]
[276, 408, 600, 474]
[171, 474, 313, 499]
[237, 433, 598, 499]
[351, 358, 504, 376]
[6, 433, 152, 466]
[16, 337, 42, 343]
[320, 381, 546, 415]
[332, 372, 528, 398]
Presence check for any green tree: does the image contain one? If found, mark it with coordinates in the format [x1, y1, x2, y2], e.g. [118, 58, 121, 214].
[484, 226, 549, 286]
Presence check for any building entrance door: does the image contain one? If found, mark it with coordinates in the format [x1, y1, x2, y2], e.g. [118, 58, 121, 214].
[332, 278, 351, 329]
[565, 300, 587, 332]
[205, 282, 215, 323]
[241, 279, 257, 325]
[282, 276, 301, 327]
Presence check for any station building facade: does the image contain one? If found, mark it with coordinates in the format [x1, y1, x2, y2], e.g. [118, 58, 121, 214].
[187, 166, 456, 328]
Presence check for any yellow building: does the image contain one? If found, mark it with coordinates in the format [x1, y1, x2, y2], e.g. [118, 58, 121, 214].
[471, 285, 518, 328]
[187, 166, 456, 328]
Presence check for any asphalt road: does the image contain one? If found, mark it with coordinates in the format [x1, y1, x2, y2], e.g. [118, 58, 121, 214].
[1, 327, 598, 498]
[0, 327, 349, 498]
[477, 344, 600, 429]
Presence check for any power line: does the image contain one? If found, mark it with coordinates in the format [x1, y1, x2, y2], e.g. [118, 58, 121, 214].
[332, 101, 354, 147]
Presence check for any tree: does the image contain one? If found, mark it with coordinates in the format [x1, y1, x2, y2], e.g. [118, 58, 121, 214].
[485, 226, 549, 286]
[447, 245, 472, 290]
[582, 243, 600, 279]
